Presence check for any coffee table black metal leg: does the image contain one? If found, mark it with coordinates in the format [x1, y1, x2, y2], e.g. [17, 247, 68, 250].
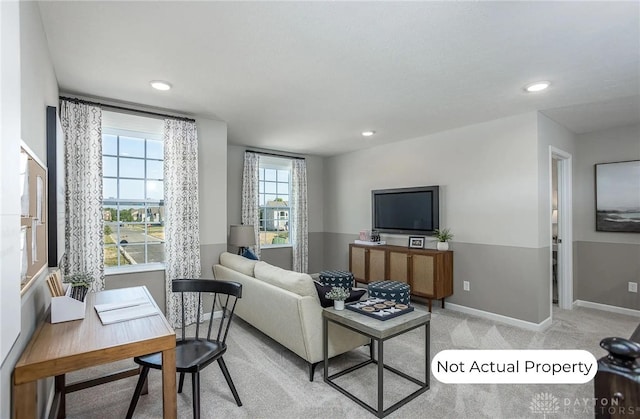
[323, 317, 329, 382]
[377, 338, 384, 417]
[425, 322, 430, 388]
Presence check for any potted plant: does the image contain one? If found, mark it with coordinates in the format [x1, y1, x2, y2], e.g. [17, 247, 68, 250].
[325, 287, 350, 310]
[434, 228, 453, 251]
[63, 272, 94, 302]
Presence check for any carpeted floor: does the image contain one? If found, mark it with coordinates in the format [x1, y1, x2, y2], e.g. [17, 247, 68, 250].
[64, 304, 637, 419]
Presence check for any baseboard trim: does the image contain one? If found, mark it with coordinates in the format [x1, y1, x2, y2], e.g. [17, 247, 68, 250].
[202, 310, 223, 320]
[574, 300, 640, 318]
[445, 302, 552, 332]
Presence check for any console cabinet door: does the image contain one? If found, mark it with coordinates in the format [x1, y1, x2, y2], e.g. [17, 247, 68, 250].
[368, 248, 387, 282]
[350, 245, 367, 283]
[388, 250, 409, 284]
[349, 245, 387, 284]
[411, 253, 435, 297]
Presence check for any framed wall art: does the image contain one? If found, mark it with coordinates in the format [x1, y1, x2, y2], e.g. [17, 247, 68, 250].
[595, 160, 640, 233]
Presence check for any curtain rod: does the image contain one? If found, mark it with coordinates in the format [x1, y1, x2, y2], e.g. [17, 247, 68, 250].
[59, 96, 196, 123]
[246, 149, 305, 160]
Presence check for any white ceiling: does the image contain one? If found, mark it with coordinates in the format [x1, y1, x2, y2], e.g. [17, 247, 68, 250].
[38, 1, 639, 156]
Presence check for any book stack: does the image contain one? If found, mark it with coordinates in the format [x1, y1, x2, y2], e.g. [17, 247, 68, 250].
[46, 271, 65, 297]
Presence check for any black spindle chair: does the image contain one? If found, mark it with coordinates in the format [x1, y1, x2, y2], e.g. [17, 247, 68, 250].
[126, 279, 243, 419]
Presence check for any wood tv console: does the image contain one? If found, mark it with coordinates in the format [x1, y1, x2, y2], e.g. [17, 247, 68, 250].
[349, 243, 453, 312]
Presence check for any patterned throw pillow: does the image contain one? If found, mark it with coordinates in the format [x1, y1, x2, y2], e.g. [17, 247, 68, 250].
[241, 248, 259, 260]
[313, 280, 366, 308]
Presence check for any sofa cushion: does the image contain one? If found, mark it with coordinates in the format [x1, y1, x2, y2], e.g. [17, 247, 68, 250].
[254, 261, 317, 300]
[219, 252, 257, 277]
[313, 280, 367, 308]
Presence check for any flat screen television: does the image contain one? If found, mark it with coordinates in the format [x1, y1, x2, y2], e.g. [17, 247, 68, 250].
[371, 186, 439, 235]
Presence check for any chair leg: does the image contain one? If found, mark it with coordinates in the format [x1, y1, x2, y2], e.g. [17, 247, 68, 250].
[178, 372, 186, 393]
[192, 372, 200, 419]
[126, 366, 150, 419]
[218, 357, 242, 406]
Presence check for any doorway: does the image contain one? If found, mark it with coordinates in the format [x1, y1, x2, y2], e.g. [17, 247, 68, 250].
[550, 147, 573, 311]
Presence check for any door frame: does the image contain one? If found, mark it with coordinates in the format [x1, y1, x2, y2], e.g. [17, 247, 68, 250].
[549, 146, 573, 311]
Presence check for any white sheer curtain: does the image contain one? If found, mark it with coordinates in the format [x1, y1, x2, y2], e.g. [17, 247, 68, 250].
[60, 99, 104, 291]
[164, 119, 201, 328]
[291, 159, 308, 273]
[241, 151, 261, 258]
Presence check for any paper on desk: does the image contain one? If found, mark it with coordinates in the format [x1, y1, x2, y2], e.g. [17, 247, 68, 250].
[96, 302, 159, 325]
[94, 298, 150, 313]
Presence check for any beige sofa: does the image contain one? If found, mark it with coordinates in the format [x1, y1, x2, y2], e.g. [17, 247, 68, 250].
[213, 252, 369, 380]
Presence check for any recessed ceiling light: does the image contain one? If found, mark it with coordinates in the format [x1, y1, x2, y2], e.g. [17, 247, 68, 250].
[362, 130, 375, 137]
[524, 81, 550, 93]
[150, 80, 172, 91]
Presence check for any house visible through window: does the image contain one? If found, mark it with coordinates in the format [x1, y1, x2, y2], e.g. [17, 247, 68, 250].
[102, 119, 165, 268]
[259, 157, 292, 247]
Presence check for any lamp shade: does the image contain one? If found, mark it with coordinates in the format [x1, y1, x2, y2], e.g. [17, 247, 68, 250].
[229, 225, 256, 247]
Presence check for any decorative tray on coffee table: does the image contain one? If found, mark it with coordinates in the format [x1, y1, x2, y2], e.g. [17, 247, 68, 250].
[346, 297, 414, 321]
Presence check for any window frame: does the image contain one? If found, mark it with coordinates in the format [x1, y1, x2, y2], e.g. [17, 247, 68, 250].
[258, 157, 292, 248]
[102, 127, 166, 273]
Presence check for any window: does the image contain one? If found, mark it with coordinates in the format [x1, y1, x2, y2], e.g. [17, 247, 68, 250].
[102, 128, 165, 268]
[258, 157, 291, 247]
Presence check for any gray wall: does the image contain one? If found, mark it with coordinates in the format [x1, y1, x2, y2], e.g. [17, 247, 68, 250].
[0, 3, 59, 418]
[574, 124, 640, 309]
[226, 145, 325, 271]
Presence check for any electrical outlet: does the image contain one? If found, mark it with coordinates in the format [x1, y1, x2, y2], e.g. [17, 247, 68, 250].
[463, 281, 470, 291]
[629, 282, 638, 293]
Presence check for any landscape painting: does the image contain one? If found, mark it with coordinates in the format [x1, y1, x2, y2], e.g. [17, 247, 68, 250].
[595, 160, 640, 233]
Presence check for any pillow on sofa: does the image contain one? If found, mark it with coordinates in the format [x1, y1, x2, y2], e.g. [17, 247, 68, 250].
[241, 248, 259, 260]
[219, 252, 258, 277]
[313, 281, 367, 308]
[254, 261, 317, 299]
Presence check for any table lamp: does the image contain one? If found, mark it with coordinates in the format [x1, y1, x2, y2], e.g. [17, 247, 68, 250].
[229, 224, 256, 255]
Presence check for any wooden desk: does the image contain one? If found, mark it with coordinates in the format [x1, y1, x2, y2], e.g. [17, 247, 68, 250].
[13, 286, 176, 419]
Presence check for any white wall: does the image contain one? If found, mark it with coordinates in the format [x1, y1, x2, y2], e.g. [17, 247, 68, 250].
[324, 112, 540, 248]
[0, 0, 22, 368]
[1, 2, 60, 418]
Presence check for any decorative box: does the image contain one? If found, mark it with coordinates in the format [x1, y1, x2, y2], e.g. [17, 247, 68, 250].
[367, 280, 410, 305]
[318, 270, 354, 290]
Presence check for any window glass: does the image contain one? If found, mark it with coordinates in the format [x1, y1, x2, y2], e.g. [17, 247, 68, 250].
[258, 158, 292, 247]
[103, 134, 118, 155]
[119, 136, 145, 157]
[147, 139, 164, 159]
[146, 180, 164, 200]
[119, 179, 145, 200]
[103, 178, 118, 200]
[119, 158, 145, 178]
[102, 129, 165, 268]
[103, 156, 117, 177]
[147, 160, 163, 179]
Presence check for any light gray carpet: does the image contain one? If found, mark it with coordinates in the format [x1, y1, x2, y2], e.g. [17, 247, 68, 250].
[65, 304, 637, 419]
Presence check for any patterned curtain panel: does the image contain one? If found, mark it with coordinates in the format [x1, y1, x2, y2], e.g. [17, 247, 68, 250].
[241, 152, 261, 258]
[60, 100, 105, 291]
[164, 119, 201, 328]
[291, 159, 308, 273]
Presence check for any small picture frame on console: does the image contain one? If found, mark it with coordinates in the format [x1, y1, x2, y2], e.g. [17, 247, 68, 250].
[408, 236, 425, 249]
